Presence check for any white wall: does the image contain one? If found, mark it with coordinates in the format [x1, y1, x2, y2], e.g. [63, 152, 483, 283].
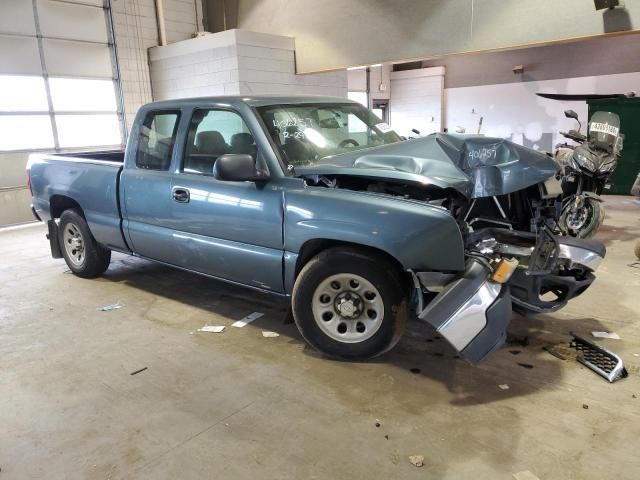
[445, 71, 640, 152]
[149, 29, 347, 100]
[369, 64, 391, 101]
[389, 67, 444, 138]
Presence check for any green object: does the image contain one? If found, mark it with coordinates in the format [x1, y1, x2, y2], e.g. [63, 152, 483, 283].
[588, 97, 640, 195]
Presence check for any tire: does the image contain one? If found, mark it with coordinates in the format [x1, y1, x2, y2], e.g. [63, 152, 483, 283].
[291, 247, 408, 359]
[560, 197, 605, 239]
[58, 209, 111, 278]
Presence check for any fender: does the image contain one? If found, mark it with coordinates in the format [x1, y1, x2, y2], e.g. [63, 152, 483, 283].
[580, 191, 603, 202]
[282, 186, 466, 291]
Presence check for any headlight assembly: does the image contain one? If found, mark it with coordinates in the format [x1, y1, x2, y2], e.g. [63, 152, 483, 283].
[599, 160, 617, 173]
[573, 152, 597, 172]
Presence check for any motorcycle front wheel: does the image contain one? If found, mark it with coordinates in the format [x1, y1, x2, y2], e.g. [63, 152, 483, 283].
[560, 197, 605, 239]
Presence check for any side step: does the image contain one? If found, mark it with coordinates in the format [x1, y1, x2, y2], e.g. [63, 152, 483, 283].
[570, 333, 628, 383]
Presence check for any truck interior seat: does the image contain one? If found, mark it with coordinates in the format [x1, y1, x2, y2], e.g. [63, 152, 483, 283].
[183, 130, 229, 175]
[196, 131, 228, 155]
[137, 136, 175, 170]
[230, 133, 256, 156]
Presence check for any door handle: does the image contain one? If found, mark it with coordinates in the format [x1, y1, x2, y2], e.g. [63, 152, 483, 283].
[172, 187, 190, 203]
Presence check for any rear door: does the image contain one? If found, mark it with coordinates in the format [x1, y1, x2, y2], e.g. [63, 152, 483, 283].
[120, 109, 181, 262]
[168, 107, 285, 292]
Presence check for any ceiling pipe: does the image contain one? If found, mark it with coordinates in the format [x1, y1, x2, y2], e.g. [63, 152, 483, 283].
[155, 0, 167, 46]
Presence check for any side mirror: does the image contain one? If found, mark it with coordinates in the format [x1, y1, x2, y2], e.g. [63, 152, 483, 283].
[564, 109, 579, 120]
[213, 154, 269, 182]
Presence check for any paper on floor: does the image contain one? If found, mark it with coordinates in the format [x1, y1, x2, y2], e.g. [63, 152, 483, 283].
[198, 325, 225, 333]
[98, 303, 123, 311]
[513, 471, 540, 480]
[262, 331, 279, 338]
[232, 312, 264, 328]
[498, 384, 510, 390]
[592, 331, 621, 340]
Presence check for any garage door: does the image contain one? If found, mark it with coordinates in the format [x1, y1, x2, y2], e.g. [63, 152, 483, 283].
[0, 0, 125, 226]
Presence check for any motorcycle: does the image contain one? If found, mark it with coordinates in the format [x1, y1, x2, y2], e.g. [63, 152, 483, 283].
[554, 109, 623, 238]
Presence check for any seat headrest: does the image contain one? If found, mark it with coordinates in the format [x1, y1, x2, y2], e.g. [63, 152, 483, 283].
[196, 131, 227, 154]
[231, 132, 254, 148]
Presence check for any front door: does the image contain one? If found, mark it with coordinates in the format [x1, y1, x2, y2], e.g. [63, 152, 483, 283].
[168, 108, 284, 292]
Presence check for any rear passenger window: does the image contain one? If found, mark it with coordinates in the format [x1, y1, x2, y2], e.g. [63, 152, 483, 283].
[136, 111, 180, 170]
[183, 109, 256, 176]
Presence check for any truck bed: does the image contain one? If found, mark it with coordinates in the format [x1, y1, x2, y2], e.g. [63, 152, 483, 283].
[28, 150, 128, 252]
[46, 150, 125, 164]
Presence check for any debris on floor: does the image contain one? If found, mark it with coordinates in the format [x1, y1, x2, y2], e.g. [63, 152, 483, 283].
[583, 404, 589, 410]
[198, 325, 225, 333]
[409, 455, 424, 467]
[570, 333, 628, 383]
[97, 303, 123, 312]
[591, 331, 621, 340]
[130, 367, 147, 376]
[498, 384, 510, 390]
[507, 334, 529, 347]
[261, 331, 279, 338]
[232, 311, 264, 327]
[409, 368, 421, 374]
[513, 471, 540, 480]
[517, 362, 534, 369]
[543, 346, 567, 360]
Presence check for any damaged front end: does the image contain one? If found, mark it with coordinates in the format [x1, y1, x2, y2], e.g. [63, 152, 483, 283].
[414, 226, 605, 363]
[296, 133, 606, 363]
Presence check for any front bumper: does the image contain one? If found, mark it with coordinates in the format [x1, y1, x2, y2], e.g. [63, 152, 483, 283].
[510, 234, 605, 314]
[416, 229, 605, 363]
[418, 259, 512, 364]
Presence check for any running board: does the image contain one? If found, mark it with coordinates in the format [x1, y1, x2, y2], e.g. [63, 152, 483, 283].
[570, 333, 628, 383]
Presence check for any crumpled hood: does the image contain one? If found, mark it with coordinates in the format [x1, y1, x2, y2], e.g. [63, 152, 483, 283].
[295, 133, 559, 198]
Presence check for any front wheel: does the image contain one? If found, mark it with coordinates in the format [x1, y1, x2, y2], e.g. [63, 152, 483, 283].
[560, 197, 605, 238]
[58, 209, 111, 278]
[292, 247, 408, 359]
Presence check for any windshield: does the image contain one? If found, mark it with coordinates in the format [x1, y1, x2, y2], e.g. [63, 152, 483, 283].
[256, 103, 402, 166]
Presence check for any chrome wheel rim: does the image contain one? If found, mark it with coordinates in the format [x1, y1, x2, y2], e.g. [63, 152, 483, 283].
[62, 223, 85, 266]
[311, 273, 384, 343]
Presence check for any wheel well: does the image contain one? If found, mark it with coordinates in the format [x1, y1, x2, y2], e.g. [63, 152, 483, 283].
[294, 239, 410, 288]
[50, 195, 83, 219]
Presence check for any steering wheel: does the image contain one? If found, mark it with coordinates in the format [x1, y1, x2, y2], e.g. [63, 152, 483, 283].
[338, 138, 360, 148]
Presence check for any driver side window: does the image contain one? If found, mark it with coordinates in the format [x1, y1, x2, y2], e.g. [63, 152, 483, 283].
[182, 109, 256, 176]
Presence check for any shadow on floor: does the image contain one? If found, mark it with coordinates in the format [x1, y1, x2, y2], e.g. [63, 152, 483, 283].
[99, 254, 613, 408]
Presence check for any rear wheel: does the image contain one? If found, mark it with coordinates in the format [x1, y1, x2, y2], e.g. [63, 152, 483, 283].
[292, 247, 408, 359]
[58, 209, 111, 278]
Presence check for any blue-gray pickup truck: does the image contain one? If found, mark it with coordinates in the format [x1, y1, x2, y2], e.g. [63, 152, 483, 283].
[28, 96, 605, 363]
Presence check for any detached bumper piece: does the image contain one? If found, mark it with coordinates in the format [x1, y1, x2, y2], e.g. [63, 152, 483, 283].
[510, 232, 604, 314]
[570, 333, 628, 383]
[418, 259, 512, 364]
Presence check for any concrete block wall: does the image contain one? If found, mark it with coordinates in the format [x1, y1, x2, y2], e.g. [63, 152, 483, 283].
[111, 0, 198, 130]
[149, 29, 347, 101]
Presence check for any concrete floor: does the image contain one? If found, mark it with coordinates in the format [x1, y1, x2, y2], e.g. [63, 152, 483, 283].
[1, 196, 639, 480]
